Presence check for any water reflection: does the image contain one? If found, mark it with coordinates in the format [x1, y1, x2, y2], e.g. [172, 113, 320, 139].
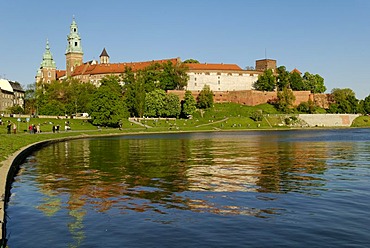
[10, 130, 370, 247]
[29, 132, 332, 219]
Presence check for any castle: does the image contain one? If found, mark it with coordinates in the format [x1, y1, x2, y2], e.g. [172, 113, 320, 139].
[36, 18, 277, 92]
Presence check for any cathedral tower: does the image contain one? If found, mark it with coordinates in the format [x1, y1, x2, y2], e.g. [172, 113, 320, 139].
[36, 39, 56, 84]
[65, 17, 83, 77]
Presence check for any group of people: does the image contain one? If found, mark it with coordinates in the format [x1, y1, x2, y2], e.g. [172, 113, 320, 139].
[52, 124, 61, 133]
[5, 121, 17, 134]
[28, 124, 41, 134]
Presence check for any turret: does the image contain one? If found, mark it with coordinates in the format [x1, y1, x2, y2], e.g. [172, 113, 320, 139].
[100, 48, 110, 64]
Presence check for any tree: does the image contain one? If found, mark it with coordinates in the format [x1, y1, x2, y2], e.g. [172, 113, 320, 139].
[90, 76, 128, 127]
[303, 72, 326, 93]
[183, 59, 200, 64]
[328, 88, 358, 113]
[253, 69, 276, 91]
[144, 89, 166, 117]
[276, 86, 296, 113]
[144, 90, 181, 118]
[123, 67, 146, 117]
[250, 110, 263, 122]
[35, 78, 97, 116]
[24, 83, 37, 114]
[362, 94, 370, 114]
[158, 61, 189, 90]
[163, 93, 181, 118]
[181, 90, 197, 117]
[290, 71, 305, 91]
[197, 85, 214, 109]
[297, 100, 316, 113]
[276, 66, 290, 90]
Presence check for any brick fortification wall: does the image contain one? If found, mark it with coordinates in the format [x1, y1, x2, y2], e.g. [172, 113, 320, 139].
[169, 90, 331, 108]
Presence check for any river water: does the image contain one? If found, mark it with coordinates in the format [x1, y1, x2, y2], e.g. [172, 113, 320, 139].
[6, 129, 370, 247]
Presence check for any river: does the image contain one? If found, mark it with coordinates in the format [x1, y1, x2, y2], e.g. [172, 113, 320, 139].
[6, 129, 370, 247]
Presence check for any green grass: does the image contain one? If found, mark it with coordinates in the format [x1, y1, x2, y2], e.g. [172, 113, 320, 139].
[351, 115, 370, 127]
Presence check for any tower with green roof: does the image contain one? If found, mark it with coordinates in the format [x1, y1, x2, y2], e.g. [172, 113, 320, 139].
[36, 39, 57, 84]
[65, 17, 83, 77]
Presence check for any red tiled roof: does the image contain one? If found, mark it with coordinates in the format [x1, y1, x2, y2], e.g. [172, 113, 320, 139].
[71, 58, 179, 76]
[185, 63, 242, 71]
[291, 68, 302, 74]
[56, 70, 66, 79]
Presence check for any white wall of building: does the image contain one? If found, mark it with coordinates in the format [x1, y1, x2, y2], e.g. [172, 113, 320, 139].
[186, 71, 259, 91]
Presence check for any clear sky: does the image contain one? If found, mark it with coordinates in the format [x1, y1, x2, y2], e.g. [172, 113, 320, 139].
[1, 0, 370, 99]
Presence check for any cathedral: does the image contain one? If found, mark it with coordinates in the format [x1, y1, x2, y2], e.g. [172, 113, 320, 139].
[36, 18, 277, 92]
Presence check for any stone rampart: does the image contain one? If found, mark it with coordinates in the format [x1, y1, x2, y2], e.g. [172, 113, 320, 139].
[169, 90, 330, 108]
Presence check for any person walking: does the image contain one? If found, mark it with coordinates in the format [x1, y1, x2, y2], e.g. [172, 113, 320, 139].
[6, 121, 11, 134]
[12, 122, 17, 134]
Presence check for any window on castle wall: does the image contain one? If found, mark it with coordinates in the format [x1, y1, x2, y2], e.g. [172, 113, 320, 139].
[75, 42, 78, 47]
[195, 83, 197, 86]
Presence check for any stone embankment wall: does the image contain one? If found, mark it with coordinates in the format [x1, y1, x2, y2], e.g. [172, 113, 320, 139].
[299, 114, 360, 127]
[169, 90, 331, 108]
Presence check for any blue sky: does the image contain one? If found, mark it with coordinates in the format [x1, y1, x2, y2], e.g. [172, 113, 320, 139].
[1, 0, 370, 99]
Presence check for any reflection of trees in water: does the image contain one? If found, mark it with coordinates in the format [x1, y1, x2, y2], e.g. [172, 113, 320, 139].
[32, 133, 332, 222]
[255, 138, 328, 193]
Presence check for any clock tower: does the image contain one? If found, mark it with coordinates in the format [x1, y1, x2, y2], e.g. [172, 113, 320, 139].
[65, 17, 83, 77]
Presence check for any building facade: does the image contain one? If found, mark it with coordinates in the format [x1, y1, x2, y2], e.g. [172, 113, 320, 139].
[36, 18, 277, 92]
[0, 79, 25, 113]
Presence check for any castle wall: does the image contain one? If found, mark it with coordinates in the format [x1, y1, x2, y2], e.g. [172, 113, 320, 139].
[168, 90, 330, 108]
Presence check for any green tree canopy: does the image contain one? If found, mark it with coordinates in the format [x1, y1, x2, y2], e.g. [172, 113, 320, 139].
[303, 72, 326, 93]
[181, 90, 197, 117]
[158, 61, 189, 90]
[290, 71, 305, 91]
[362, 94, 370, 114]
[163, 93, 181, 118]
[90, 76, 128, 127]
[276, 66, 290, 90]
[183, 59, 200, 64]
[254, 69, 276, 91]
[197, 85, 214, 109]
[276, 86, 296, 113]
[144, 89, 180, 118]
[144, 89, 166, 117]
[328, 88, 358, 114]
[35, 78, 97, 116]
[123, 67, 146, 117]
